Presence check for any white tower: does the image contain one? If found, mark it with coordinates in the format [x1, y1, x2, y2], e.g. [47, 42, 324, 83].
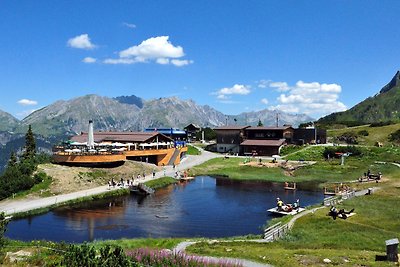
[88, 120, 94, 149]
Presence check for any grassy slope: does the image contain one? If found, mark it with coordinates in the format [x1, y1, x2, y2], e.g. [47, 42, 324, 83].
[327, 123, 400, 146]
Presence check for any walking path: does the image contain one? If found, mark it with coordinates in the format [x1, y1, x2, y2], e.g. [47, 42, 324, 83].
[0, 146, 221, 216]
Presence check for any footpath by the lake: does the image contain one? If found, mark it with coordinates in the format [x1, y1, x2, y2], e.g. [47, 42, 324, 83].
[0, 147, 221, 216]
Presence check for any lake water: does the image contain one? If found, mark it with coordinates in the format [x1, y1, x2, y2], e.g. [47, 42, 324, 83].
[6, 176, 324, 242]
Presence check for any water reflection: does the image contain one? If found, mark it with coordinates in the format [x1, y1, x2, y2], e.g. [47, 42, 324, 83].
[6, 176, 324, 242]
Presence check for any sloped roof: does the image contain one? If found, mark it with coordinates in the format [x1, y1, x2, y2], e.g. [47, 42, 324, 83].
[71, 132, 172, 143]
[214, 125, 250, 130]
[240, 139, 286, 147]
[246, 126, 293, 131]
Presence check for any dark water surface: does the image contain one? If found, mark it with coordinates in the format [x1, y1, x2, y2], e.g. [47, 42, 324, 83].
[6, 176, 324, 242]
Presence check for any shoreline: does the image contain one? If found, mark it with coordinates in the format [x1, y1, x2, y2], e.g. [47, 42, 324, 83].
[0, 147, 221, 218]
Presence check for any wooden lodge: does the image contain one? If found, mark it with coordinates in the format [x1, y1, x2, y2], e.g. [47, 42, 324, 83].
[53, 131, 187, 167]
[214, 124, 326, 157]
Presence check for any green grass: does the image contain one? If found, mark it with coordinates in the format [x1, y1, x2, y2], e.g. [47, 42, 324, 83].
[189, 157, 287, 181]
[280, 145, 309, 156]
[186, 145, 201, 155]
[328, 123, 400, 146]
[144, 176, 177, 190]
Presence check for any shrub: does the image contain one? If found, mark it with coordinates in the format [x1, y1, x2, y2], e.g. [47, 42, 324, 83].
[358, 130, 369, 136]
[389, 129, 400, 143]
[127, 248, 242, 267]
[64, 244, 134, 267]
[369, 121, 395, 127]
[337, 132, 358, 144]
[323, 146, 362, 159]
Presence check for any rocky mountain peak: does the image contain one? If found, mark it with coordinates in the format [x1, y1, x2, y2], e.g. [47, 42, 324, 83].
[380, 70, 400, 94]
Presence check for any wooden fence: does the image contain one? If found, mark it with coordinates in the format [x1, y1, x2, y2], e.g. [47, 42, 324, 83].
[263, 222, 289, 241]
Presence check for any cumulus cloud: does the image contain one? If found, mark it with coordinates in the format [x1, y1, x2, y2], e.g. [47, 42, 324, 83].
[17, 99, 38, 106]
[214, 84, 251, 100]
[104, 36, 192, 66]
[82, 57, 97, 63]
[67, 34, 96, 49]
[261, 98, 269, 105]
[267, 80, 347, 117]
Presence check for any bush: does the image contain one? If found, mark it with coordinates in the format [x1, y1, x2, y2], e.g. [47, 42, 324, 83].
[358, 130, 369, 136]
[369, 121, 395, 127]
[64, 244, 134, 267]
[389, 129, 400, 143]
[323, 146, 362, 159]
[337, 132, 358, 144]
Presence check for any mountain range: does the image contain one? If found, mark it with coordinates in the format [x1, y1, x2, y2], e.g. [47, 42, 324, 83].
[1, 95, 313, 139]
[318, 71, 400, 125]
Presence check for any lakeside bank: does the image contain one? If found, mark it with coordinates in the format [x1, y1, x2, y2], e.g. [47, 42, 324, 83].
[0, 147, 221, 217]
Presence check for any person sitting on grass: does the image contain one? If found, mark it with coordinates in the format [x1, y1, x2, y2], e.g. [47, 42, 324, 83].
[328, 206, 355, 220]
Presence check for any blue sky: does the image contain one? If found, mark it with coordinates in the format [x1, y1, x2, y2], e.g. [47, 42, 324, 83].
[1, 1, 399, 120]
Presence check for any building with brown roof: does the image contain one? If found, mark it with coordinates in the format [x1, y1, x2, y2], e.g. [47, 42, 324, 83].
[214, 125, 250, 154]
[214, 124, 325, 156]
[53, 123, 187, 167]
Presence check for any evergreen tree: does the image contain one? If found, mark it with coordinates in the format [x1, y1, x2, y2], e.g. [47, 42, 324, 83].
[8, 152, 17, 167]
[257, 119, 264, 127]
[22, 125, 36, 160]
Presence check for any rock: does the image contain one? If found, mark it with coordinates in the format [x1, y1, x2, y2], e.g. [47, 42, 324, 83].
[323, 258, 332, 263]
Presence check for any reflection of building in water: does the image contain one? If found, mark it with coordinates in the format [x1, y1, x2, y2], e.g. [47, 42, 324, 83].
[53, 200, 127, 241]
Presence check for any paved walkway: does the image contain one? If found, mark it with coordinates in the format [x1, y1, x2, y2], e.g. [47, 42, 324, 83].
[0, 146, 221, 216]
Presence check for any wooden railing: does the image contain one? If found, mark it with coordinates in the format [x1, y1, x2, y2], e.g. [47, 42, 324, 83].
[263, 222, 289, 241]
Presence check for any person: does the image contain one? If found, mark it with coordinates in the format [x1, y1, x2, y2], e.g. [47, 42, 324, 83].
[277, 198, 284, 211]
[293, 199, 300, 210]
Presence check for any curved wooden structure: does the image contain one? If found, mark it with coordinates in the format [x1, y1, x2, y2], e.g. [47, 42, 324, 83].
[53, 153, 126, 166]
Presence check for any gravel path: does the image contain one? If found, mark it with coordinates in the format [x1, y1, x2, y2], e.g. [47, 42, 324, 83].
[0, 146, 221, 216]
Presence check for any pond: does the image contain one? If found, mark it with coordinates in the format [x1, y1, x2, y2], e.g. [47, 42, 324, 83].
[6, 176, 324, 242]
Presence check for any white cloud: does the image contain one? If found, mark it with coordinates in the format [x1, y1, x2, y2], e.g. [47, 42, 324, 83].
[257, 79, 270, 88]
[67, 34, 96, 49]
[171, 59, 193, 67]
[103, 58, 136, 64]
[82, 57, 97, 63]
[123, 22, 136, 29]
[261, 98, 269, 105]
[269, 81, 290, 92]
[105, 36, 192, 67]
[120, 36, 184, 59]
[17, 99, 38, 106]
[267, 80, 347, 117]
[215, 84, 251, 97]
[156, 58, 170, 65]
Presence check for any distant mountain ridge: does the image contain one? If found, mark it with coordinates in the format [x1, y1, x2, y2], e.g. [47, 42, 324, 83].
[0, 110, 19, 132]
[1, 94, 313, 138]
[318, 71, 400, 125]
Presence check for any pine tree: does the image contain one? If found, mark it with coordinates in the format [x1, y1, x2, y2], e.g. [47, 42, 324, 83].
[22, 125, 36, 159]
[257, 119, 264, 127]
[8, 152, 17, 167]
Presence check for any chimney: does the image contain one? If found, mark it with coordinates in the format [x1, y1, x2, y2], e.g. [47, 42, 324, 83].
[88, 120, 94, 149]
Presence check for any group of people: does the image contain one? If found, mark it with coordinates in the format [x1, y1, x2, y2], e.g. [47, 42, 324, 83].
[327, 206, 355, 220]
[108, 177, 139, 189]
[276, 197, 300, 212]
